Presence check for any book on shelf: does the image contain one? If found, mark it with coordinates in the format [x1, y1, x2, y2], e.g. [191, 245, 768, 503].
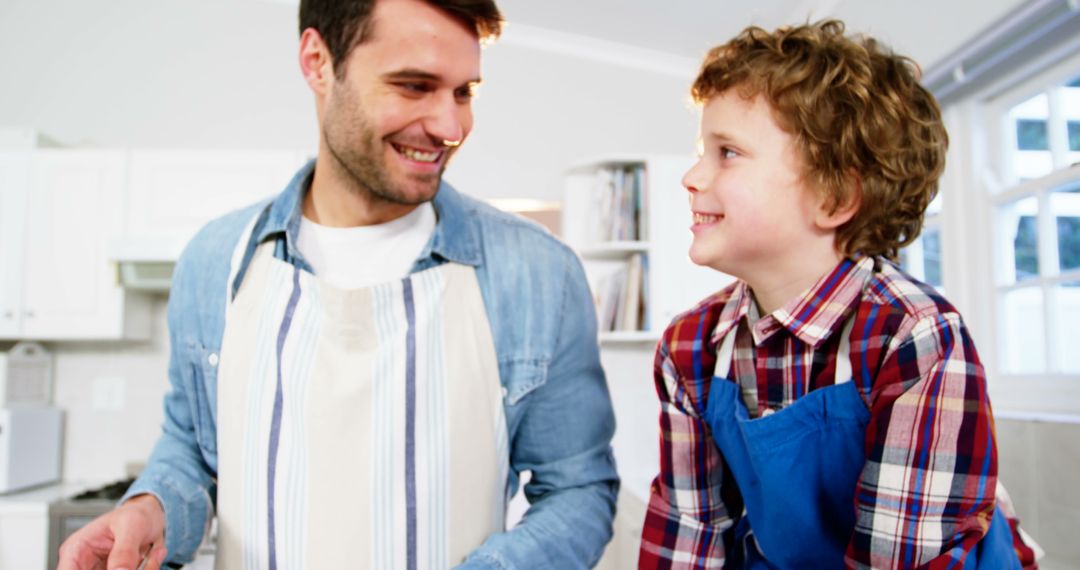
[586, 253, 646, 334]
[621, 253, 644, 331]
[589, 163, 647, 244]
[640, 253, 650, 331]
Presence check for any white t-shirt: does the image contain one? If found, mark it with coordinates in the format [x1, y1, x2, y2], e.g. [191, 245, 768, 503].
[296, 203, 437, 289]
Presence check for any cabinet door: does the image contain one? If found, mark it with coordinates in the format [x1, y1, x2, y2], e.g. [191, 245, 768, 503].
[0, 511, 48, 570]
[126, 150, 309, 245]
[21, 150, 129, 339]
[0, 152, 30, 338]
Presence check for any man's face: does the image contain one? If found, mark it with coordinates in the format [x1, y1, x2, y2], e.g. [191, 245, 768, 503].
[321, 0, 482, 207]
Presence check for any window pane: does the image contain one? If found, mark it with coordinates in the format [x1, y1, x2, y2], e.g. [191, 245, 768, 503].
[925, 193, 942, 216]
[1056, 281, 1080, 373]
[922, 227, 942, 287]
[1052, 184, 1080, 272]
[1009, 92, 1053, 180]
[1064, 78, 1080, 161]
[999, 197, 1039, 282]
[999, 287, 1045, 374]
[1016, 119, 1049, 150]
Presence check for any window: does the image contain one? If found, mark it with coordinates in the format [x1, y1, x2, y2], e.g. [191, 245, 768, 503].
[884, 3, 1080, 413]
[993, 74, 1080, 377]
[948, 52, 1080, 413]
[933, 41, 1080, 414]
[899, 195, 943, 289]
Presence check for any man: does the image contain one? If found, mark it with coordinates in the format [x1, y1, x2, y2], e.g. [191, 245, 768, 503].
[57, 0, 619, 568]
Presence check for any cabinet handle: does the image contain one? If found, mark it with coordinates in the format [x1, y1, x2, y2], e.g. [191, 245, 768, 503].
[24, 310, 34, 318]
[2, 310, 12, 319]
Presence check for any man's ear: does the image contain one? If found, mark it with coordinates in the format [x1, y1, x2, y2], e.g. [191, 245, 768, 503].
[299, 28, 335, 97]
[816, 171, 862, 230]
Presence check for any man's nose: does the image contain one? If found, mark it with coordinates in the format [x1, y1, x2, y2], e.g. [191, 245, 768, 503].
[424, 92, 468, 147]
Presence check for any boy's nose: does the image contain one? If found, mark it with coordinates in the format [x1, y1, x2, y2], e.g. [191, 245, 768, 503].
[682, 162, 704, 193]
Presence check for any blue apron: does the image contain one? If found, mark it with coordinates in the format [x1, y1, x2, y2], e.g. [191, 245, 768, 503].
[701, 316, 1021, 569]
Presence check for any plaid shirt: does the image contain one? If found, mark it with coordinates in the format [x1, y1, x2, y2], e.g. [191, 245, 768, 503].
[640, 257, 1037, 569]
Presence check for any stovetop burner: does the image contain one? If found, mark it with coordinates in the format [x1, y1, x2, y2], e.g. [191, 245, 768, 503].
[70, 477, 135, 501]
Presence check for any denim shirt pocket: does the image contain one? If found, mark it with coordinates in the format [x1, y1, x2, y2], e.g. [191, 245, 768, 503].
[185, 342, 219, 455]
[501, 358, 550, 406]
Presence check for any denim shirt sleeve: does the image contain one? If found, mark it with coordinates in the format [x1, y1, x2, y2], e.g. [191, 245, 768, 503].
[120, 247, 218, 564]
[459, 247, 619, 570]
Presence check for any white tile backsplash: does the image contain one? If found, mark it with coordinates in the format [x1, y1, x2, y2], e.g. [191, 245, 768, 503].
[51, 298, 171, 482]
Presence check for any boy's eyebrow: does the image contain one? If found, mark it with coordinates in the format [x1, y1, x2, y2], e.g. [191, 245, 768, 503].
[382, 68, 483, 88]
[704, 130, 737, 143]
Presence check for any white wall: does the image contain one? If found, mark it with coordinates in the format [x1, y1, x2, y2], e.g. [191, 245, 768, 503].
[0, 0, 698, 203]
[0, 0, 312, 149]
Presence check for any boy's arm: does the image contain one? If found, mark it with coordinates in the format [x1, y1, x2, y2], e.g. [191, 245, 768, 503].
[640, 334, 734, 568]
[847, 311, 998, 569]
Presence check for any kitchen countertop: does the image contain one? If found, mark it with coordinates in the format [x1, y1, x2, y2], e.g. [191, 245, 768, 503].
[0, 480, 110, 515]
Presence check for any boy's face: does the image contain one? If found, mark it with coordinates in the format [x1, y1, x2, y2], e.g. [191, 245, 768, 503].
[683, 90, 836, 283]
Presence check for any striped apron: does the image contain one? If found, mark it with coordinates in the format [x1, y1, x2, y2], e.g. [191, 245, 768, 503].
[214, 217, 508, 569]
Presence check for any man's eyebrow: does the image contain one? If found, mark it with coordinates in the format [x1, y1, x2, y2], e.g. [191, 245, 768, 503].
[382, 68, 440, 82]
[382, 68, 482, 87]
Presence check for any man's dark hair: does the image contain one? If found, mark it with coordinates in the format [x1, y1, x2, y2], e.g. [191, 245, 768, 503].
[299, 0, 503, 76]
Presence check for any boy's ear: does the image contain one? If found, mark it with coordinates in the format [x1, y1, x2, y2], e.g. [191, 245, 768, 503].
[816, 172, 862, 230]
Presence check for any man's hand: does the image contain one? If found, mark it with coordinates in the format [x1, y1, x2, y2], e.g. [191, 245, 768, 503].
[56, 493, 167, 570]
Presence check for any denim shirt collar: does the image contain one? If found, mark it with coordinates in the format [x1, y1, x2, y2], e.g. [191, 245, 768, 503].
[253, 159, 483, 271]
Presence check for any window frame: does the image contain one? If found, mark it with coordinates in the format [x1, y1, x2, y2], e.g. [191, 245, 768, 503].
[941, 48, 1080, 416]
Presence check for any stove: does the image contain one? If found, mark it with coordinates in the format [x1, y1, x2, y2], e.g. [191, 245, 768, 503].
[46, 478, 134, 569]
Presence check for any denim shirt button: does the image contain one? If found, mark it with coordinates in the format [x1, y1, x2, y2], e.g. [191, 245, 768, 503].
[208, 353, 219, 367]
[502, 386, 508, 399]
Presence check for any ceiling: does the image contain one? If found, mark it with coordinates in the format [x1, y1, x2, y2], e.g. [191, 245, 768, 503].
[495, 0, 1030, 75]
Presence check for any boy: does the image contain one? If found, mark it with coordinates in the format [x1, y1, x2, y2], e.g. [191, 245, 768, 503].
[639, 20, 1038, 569]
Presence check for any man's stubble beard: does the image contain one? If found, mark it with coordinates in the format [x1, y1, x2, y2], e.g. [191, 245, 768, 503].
[322, 96, 446, 207]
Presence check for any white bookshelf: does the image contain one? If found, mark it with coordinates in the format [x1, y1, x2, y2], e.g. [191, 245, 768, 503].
[563, 155, 734, 344]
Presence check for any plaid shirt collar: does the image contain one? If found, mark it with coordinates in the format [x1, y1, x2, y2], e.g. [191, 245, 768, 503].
[710, 256, 876, 348]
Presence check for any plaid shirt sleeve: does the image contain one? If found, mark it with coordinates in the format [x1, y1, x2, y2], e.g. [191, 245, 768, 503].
[639, 330, 735, 569]
[847, 309, 1002, 569]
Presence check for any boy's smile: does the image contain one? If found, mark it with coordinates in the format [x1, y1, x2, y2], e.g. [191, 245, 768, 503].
[691, 212, 723, 228]
[682, 90, 846, 313]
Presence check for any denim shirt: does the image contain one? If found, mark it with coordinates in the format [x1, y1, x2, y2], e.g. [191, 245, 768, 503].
[123, 162, 619, 569]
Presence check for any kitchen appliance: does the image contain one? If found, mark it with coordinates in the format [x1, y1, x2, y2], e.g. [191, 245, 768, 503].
[0, 341, 53, 407]
[0, 406, 64, 493]
[46, 478, 134, 570]
[46, 478, 217, 569]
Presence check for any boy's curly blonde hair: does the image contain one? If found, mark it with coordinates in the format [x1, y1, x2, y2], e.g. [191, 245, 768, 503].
[691, 20, 948, 261]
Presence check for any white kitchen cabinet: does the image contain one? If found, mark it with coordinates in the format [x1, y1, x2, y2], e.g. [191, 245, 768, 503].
[0, 509, 48, 570]
[125, 150, 309, 246]
[0, 151, 31, 338]
[0, 150, 151, 341]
